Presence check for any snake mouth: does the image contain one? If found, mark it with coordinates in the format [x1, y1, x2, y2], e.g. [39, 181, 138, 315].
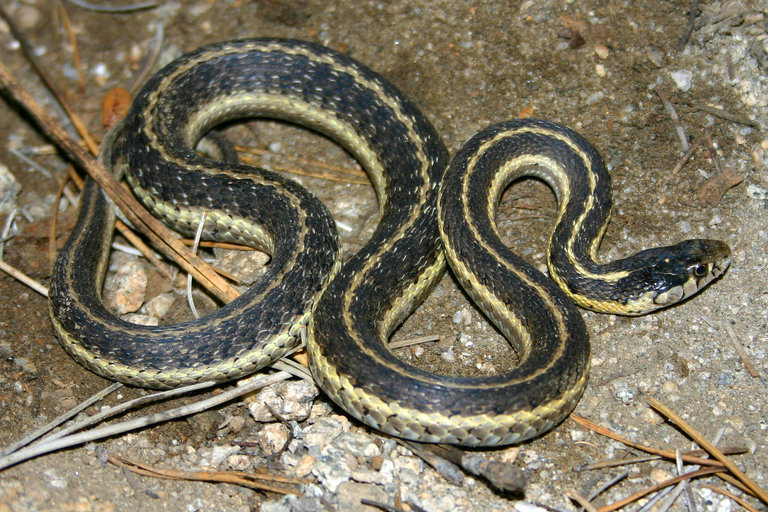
[652, 255, 731, 307]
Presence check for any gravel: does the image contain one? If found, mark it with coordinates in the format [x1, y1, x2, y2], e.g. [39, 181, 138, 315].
[0, 0, 766, 511]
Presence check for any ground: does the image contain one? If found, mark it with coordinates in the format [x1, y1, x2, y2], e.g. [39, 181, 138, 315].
[0, 1, 765, 511]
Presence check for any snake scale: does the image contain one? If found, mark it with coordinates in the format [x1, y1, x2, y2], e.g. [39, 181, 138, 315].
[49, 38, 731, 446]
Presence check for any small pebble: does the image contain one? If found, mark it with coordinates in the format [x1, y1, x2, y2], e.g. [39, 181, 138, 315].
[594, 44, 610, 59]
[452, 308, 471, 326]
[43, 469, 68, 489]
[650, 468, 673, 484]
[144, 293, 176, 319]
[198, 445, 240, 468]
[336, 482, 389, 511]
[257, 423, 291, 455]
[669, 70, 693, 91]
[746, 184, 768, 199]
[13, 357, 36, 373]
[92, 62, 110, 87]
[332, 432, 381, 458]
[595, 63, 606, 77]
[642, 407, 665, 426]
[103, 254, 148, 315]
[227, 454, 251, 471]
[312, 448, 352, 492]
[612, 378, 636, 404]
[586, 91, 604, 105]
[294, 454, 317, 478]
[245, 380, 318, 422]
[661, 381, 678, 394]
[214, 249, 270, 286]
[647, 46, 664, 67]
[302, 415, 351, 452]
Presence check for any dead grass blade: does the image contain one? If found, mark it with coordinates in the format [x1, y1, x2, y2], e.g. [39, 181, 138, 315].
[108, 455, 304, 495]
[648, 397, 768, 505]
[0, 59, 239, 303]
[598, 467, 724, 512]
[569, 414, 725, 467]
[702, 485, 761, 512]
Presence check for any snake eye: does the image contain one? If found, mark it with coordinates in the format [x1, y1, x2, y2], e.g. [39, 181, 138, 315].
[691, 264, 708, 279]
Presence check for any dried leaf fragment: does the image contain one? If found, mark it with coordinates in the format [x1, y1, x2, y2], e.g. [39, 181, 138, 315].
[698, 169, 743, 205]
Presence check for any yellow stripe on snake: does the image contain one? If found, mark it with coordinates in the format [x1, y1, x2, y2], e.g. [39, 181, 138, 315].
[49, 39, 731, 446]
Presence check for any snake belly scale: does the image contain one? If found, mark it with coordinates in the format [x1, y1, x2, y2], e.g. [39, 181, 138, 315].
[49, 38, 731, 446]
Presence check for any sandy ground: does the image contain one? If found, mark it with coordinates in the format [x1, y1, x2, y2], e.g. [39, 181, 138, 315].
[0, 0, 766, 511]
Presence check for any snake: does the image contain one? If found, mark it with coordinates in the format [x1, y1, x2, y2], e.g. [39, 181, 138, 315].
[49, 38, 731, 446]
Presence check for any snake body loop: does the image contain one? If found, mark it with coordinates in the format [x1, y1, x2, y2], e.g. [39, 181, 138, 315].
[50, 39, 730, 446]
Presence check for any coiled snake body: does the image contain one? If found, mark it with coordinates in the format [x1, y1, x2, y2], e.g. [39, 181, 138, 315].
[50, 39, 731, 446]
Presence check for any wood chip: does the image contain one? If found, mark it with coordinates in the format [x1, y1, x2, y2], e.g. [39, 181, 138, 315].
[698, 169, 743, 205]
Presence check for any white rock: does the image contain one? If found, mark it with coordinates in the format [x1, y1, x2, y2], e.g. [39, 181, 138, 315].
[670, 70, 693, 91]
[312, 447, 352, 492]
[103, 253, 148, 315]
[257, 423, 291, 455]
[302, 415, 351, 453]
[332, 431, 381, 458]
[144, 293, 176, 319]
[746, 183, 768, 200]
[198, 444, 240, 468]
[515, 503, 553, 512]
[246, 379, 319, 422]
[227, 454, 251, 471]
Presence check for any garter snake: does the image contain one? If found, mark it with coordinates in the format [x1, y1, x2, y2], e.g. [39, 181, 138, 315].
[49, 38, 731, 446]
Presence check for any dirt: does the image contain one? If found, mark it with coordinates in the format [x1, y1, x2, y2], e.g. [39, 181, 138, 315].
[0, 0, 766, 511]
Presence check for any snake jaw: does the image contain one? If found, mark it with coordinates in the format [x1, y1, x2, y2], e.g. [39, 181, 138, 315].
[653, 255, 731, 307]
[635, 239, 731, 311]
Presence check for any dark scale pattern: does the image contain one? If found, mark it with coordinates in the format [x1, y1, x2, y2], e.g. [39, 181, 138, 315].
[51, 40, 373, 388]
[433, 120, 591, 419]
[50, 40, 728, 442]
[502, 121, 732, 312]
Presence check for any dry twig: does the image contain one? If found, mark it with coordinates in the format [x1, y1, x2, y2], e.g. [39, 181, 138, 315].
[0, 60, 239, 303]
[58, 2, 85, 93]
[671, 142, 698, 174]
[576, 446, 747, 472]
[236, 145, 370, 185]
[679, 0, 701, 51]
[0, 371, 291, 471]
[647, 398, 768, 505]
[0, 383, 122, 457]
[722, 322, 760, 378]
[0, 260, 49, 296]
[401, 441, 526, 493]
[587, 472, 629, 501]
[66, 0, 158, 13]
[0, 4, 98, 154]
[109, 455, 303, 495]
[599, 467, 724, 512]
[703, 485, 761, 512]
[570, 414, 726, 467]
[567, 490, 600, 512]
[695, 104, 761, 129]
[389, 334, 441, 349]
[654, 86, 690, 152]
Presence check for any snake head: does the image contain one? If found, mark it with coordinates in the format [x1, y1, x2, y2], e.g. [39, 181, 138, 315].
[629, 239, 731, 313]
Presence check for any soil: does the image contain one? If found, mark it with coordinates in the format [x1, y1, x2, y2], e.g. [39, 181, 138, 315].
[0, 1, 765, 511]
